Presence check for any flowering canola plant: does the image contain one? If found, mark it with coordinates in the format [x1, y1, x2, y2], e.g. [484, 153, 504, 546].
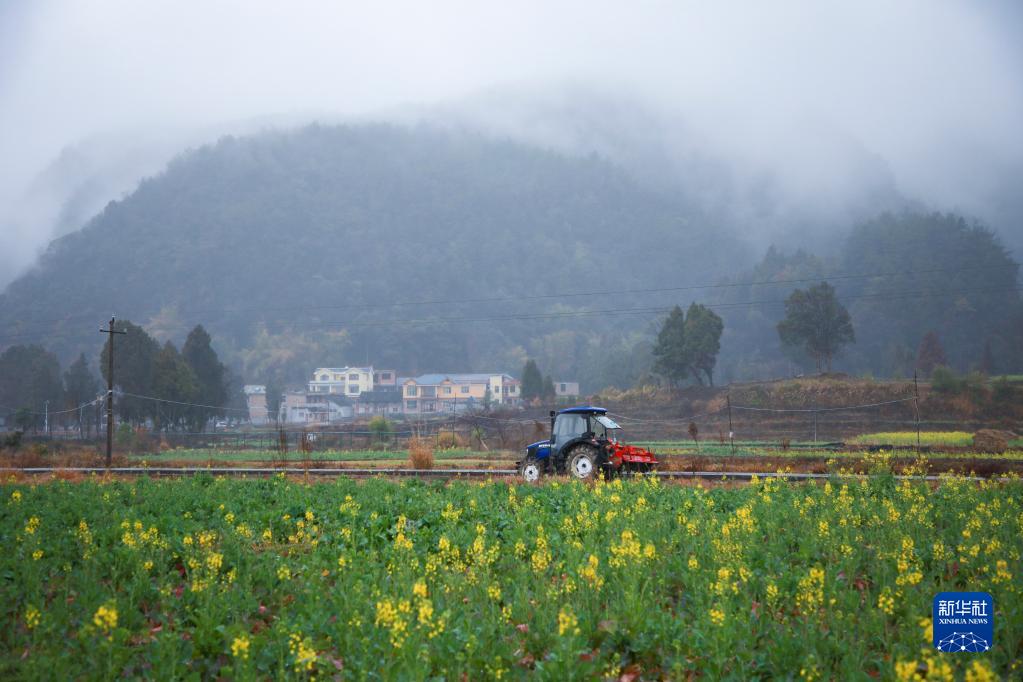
[0, 470, 1020, 679]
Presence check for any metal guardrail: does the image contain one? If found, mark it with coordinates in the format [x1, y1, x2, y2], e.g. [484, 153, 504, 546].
[0, 467, 1008, 482]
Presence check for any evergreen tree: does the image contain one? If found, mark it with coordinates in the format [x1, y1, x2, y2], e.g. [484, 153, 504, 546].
[653, 306, 689, 387]
[915, 331, 947, 377]
[152, 342, 199, 431]
[777, 282, 855, 372]
[182, 325, 229, 431]
[520, 359, 543, 402]
[265, 379, 283, 424]
[63, 353, 99, 436]
[979, 341, 995, 375]
[542, 375, 556, 401]
[0, 345, 64, 431]
[99, 320, 159, 424]
[683, 303, 724, 386]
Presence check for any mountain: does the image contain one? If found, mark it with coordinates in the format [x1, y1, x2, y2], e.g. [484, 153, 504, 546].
[0, 123, 746, 387]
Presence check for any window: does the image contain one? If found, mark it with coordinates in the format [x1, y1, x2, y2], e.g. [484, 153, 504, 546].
[380, 372, 391, 380]
[319, 374, 329, 382]
[443, 386, 452, 394]
[407, 386, 418, 396]
[560, 383, 567, 392]
[460, 385, 469, 394]
[348, 387, 359, 395]
[422, 386, 436, 398]
[406, 400, 418, 410]
[349, 373, 359, 381]
[554, 414, 587, 440]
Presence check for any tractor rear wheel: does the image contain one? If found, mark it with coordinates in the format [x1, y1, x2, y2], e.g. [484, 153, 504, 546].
[568, 444, 600, 480]
[519, 456, 542, 483]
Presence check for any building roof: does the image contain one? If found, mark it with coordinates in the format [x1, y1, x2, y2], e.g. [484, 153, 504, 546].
[405, 373, 517, 385]
[243, 385, 266, 394]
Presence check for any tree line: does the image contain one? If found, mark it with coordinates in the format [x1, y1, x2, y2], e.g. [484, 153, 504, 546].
[0, 322, 232, 434]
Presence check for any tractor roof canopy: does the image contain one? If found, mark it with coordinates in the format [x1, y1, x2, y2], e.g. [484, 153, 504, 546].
[558, 406, 607, 415]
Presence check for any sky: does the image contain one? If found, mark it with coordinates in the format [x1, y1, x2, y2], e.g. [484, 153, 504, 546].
[1, 0, 1021, 286]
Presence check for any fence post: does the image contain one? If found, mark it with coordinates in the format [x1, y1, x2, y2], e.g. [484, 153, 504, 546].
[726, 394, 735, 455]
[812, 397, 818, 448]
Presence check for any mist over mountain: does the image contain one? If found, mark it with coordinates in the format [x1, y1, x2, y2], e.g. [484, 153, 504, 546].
[0, 123, 751, 387]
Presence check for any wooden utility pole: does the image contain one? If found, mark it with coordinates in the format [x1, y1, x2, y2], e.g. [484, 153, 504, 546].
[99, 317, 126, 468]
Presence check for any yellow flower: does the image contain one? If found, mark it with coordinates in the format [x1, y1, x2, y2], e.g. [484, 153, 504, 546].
[557, 606, 579, 636]
[231, 635, 250, 659]
[24, 516, 40, 535]
[337, 555, 348, 569]
[964, 660, 996, 682]
[413, 580, 428, 599]
[709, 608, 725, 626]
[877, 587, 895, 616]
[93, 603, 118, 632]
[487, 583, 502, 601]
[32, 549, 43, 561]
[688, 555, 699, 570]
[277, 565, 291, 581]
[25, 604, 40, 629]
[11, 490, 22, 503]
[918, 617, 932, 643]
[289, 633, 317, 671]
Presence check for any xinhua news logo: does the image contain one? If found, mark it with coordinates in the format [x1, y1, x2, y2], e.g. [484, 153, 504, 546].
[932, 592, 994, 653]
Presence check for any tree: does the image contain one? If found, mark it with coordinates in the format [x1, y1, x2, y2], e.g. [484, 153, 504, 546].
[265, 379, 283, 424]
[653, 305, 688, 388]
[100, 320, 159, 424]
[915, 331, 947, 377]
[683, 303, 724, 386]
[182, 325, 229, 431]
[152, 342, 199, 431]
[520, 359, 544, 402]
[0, 345, 64, 431]
[63, 353, 99, 437]
[777, 282, 855, 372]
[979, 341, 995, 375]
[542, 375, 556, 401]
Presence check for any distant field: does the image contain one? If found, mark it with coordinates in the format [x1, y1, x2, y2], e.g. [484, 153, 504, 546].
[847, 431, 974, 447]
[129, 448, 507, 464]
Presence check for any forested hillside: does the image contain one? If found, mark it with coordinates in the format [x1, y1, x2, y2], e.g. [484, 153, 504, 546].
[1, 125, 1020, 392]
[0, 124, 744, 388]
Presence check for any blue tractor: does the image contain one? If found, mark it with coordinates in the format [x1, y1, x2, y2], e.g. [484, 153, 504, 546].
[517, 406, 657, 482]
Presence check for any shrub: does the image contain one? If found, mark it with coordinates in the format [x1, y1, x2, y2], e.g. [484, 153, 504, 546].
[2, 431, 23, 450]
[368, 416, 394, 450]
[435, 430, 465, 449]
[930, 366, 961, 394]
[408, 437, 434, 470]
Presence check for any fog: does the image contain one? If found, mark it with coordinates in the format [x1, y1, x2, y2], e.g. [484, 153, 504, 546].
[1, 0, 1021, 287]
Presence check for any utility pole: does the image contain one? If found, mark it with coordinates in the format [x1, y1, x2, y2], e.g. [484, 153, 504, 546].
[44, 400, 49, 438]
[100, 317, 127, 468]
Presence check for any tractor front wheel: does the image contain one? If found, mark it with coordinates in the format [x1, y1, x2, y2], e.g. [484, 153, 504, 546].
[568, 445, 600, 480]
[519, 456, 542, 483]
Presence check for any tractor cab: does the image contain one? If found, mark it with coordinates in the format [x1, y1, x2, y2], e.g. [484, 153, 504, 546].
[518, 406, 656, 482]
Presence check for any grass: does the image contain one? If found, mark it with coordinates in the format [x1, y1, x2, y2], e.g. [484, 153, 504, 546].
[128, 448, 489, 463]
[1, 474, 1019, 678]
[847, 431, 974, 447]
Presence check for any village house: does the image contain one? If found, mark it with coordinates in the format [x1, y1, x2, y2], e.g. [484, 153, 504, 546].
[243, 385, 269, 425]
[401, 373, 520, 414]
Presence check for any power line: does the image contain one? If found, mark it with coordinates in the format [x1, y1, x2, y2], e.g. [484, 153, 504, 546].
[118, 391, 250, 413]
